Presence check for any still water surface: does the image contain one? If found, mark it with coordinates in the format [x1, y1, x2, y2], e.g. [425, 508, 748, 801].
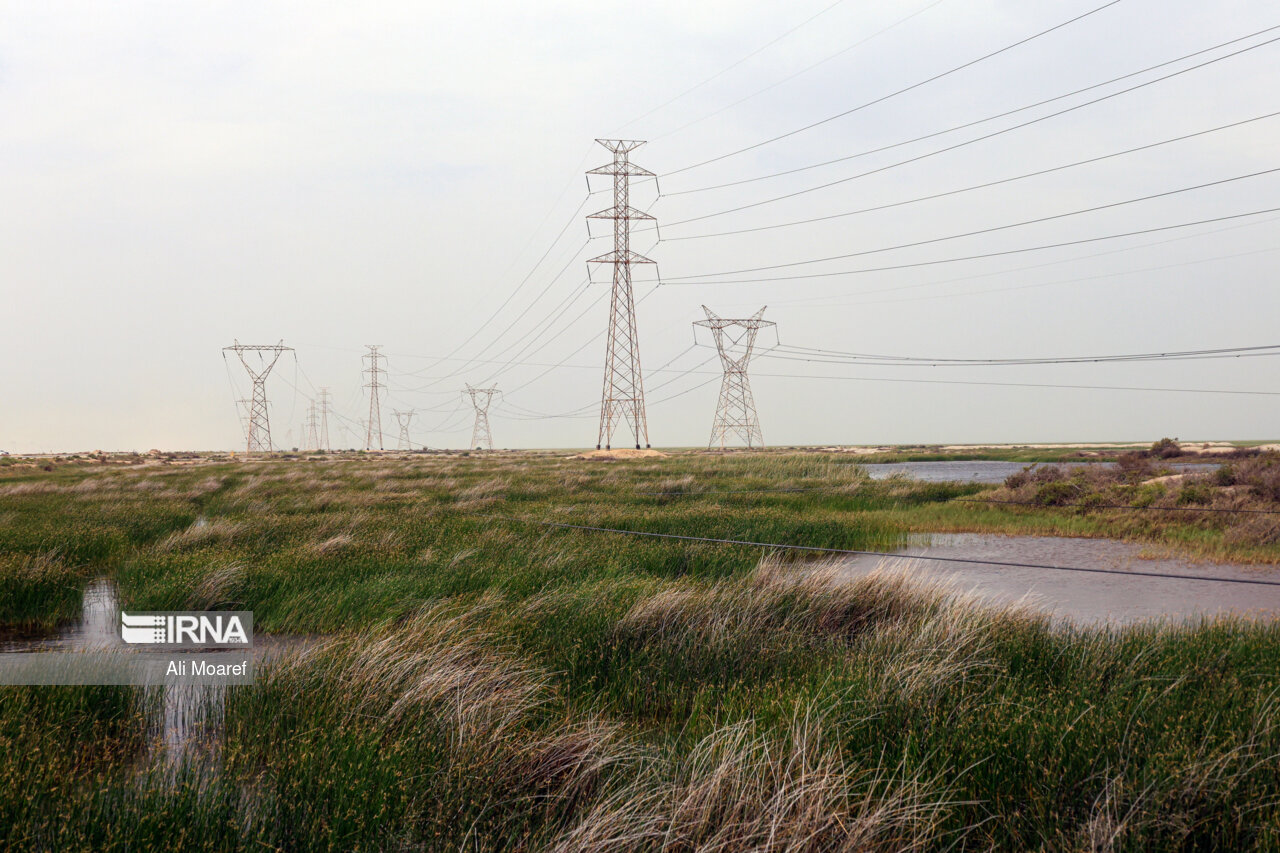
[860, 460, 1218, 483]
[841, 532, 1280, 625]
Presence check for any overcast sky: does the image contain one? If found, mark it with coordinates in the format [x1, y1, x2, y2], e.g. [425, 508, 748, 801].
[3, 0, 1279, 452]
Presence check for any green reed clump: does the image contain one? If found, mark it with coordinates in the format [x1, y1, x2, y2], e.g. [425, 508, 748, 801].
[0, 551, 88, 627]
[0, 682, 147, 847]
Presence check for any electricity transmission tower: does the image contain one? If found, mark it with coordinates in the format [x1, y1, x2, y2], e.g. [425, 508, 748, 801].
[463, 384, 498, 451]
[393, 410, 415, 451]
[587, 139, 656, 450]
[317, 388, 332, 451]
[363, 346, 385, 450]
[694, 306, 775, 450]
[304, 401, 320, 451]
[223, 340, 292, 453]
[236, 399, 252, 448]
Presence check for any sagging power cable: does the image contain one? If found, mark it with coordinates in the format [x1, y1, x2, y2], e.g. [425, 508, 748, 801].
[473, 513, 1280, 588]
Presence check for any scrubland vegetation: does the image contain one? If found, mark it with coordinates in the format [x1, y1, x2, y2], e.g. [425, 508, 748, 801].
[2, 449, 1279, 850]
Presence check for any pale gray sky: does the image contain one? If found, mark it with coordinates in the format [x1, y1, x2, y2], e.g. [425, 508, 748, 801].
[3, 0, 1279, 451]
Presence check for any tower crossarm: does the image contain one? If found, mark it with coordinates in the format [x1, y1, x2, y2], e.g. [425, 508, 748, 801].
[586, 162, 656, 178]
[587, 204, 655, 222]
[587, 249, 656, 266]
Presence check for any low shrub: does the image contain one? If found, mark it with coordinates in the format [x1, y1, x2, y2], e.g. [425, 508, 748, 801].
[1115, 452, 1154, 481]
[1032, 480, 1081, 506]
[1176, 482, 1214, 506]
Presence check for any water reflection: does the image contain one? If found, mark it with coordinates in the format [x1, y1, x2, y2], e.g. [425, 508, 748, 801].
[0, 579, 224, 776]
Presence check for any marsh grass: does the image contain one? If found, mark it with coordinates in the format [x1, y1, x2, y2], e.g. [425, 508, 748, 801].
[1, 452, 1279, 849]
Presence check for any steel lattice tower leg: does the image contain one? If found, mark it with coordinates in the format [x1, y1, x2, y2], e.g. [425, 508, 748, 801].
[693, 307, 775, 450]
[393, 410, 415, 451]
[223, 340, 292, 453]
[587, 139, 657, 450]
[464, 384, 498, 451]
[364, 345, 385, 450]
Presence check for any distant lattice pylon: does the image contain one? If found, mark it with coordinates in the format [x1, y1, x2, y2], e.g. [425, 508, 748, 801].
[304, 400, 320, 451]
[235, 398, 253, 448]
[223, 340, 292, 453]
[364, 345, 385, 450]
[463, 384, 499, 451]
[694, 306, 775, 450]
[393, 410, 416, 451]
[587, 139, 657, 450]
[317, 388, 332, 451]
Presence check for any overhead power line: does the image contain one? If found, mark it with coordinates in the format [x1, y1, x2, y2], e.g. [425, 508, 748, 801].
[403, 236, 591, 387]
[666, 0, 1124, 176]
[752, 213, 1280, 307]
[665, 206, 1280, 285]
[494, 344, 706, 421]
[764, 342, 1280, 367]
[663, 29, 1280, 233]
[475, 513, 1280, 588]
[614, 0, 851, 134]
[818, 244, 1280, 309]
[413, 187, 592, 389]
[649, 0, 952, 143]
[668, 169, 1280, 281]
[666, 23, 1280, 196]
[663, 110, 1280, 241]
[744, 369, 1280, 398]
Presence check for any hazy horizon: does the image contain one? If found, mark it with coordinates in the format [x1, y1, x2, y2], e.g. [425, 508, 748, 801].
[5, 0, 1279, 453]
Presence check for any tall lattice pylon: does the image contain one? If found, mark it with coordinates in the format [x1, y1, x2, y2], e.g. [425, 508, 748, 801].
[393, 410, 415, 451]
[463, 384, 498, 451]
[363, 345, 385, 450]
[587, 139, 656, 450]
[304, 401, 320, 451]
[317, 387, 332, 452]
[694, 306, 775, 450]
[223, 340, 292, 453]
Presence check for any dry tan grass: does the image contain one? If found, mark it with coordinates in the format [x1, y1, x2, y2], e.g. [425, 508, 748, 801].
[457, 477, 508, 503]
[70, 477, 108, 494]
[617, 558, 1030, 708]
[339, 599, 545, 747]
[617, 557, 948, 650]
[0, 481, 68, 496]
[553, 708, 953, 852]
[186, 560, 245, 610]
[650, 475, 699, 497]
[374, 529, 403, 552]
[155, 518, 244, 553]
[313, 510, 372, 540]
[447, 548, 477, 569]
[230, 474, 267, 497]
[307, 533, 352, 556]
